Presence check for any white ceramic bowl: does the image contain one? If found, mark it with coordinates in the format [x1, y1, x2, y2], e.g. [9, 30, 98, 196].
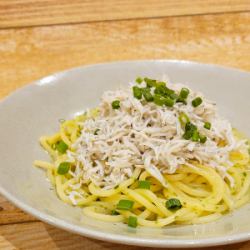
[0, 60, 250, 248]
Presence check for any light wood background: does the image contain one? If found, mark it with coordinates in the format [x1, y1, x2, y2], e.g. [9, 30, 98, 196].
[0, 1, 250, 249]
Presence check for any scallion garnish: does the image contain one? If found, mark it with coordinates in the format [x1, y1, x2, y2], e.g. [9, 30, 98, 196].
[192, 97, 203, 107]
[128, 216, 137, 228]
[183, 122, 197, 140]
[111, 210, 120, 215]
[166, 198, 182, 211]
[180, 88, 190, 99]
[55, 141, 68, 154]
[112, 100, 120, 109]
[204, 122, 211, 130]
[179, 112, 190, 127]
[138, 180, 151, 189]
[200, 135, 207, 144]
[133, 86, 142, 100]
[136, 77, 143, 84]
[183, 130, 193, 140]
[117, 199, 134, 210]
[57, 162, 70, 175]
[176, 97, 187, 105]
[169, 93, 178, 100]
[153, 94, 166, 106]
[142, 88, 154, 102]
[144, 77, 157, 88]
[164, 97, 175, 107]
[154, 85, 174, 97]
[155, 81, 166, 88]
[191, 130, 200, 142]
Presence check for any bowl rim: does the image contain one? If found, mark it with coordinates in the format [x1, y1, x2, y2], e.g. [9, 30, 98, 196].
[0, 59, 250, 248]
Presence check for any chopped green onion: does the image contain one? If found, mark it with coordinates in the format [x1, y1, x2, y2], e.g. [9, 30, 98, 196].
[200, 135, 207, 144]
[191, 130, 200, 142]
[183, 122, 197, 140]
[192, 97, 203, 107]
[55, 141, 68, 154]
[180, 88, 190, 99]
[112, 100, 120, 109]
[133, 86, 142, 99]
[164, 97, 175, 107]
[153, 94, 175, 107]
[128, 216, 137, 228]
[154, 85, 175, 97]
[154, 85, 166, 96]
[169, 93, 178, 100]
[142, 88, 154, 102]
[138, 180, 151, 189]
[183, 130, 193, 140]
[176, 97, 187, 105]
[144, 77, 157, 88]
[111, 210, 120, 215]
[179, 112, 190, 127]
[117, 199, 134, 210]
[204, 122, 211, 130]
[155, 81, 166, 88]
[185, 122, 197, 132]
[57, 162, 70, 175]
[94, 129, 100, 135]
[136, 77, 143, 84]
[166, 198, 182, 211]
[153, 94, 166, 106]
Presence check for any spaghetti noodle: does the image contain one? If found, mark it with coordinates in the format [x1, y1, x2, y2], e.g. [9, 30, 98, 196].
[34, 77, 250, 228]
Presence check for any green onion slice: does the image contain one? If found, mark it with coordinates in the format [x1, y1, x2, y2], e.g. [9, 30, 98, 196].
[179, 112, 190, 127]
[133, 86, 142, 99]
[192, 97, 203, 107]
[138, 180, 151, 189]
[111, 100, 120, 109]
[136, 77, 143, 84]
[164, 97, 175, 107]
[144, 78, 157, 88]
[111, 210, 120, 215]
[142, 88, 154, 102]
[57, 162, 70, 175]
[117, 199, 134, 210]
[191, 130, 200, 142]
[166, 198, 182, 211]
[128, 216, 138, 228]
[55, 141, 68, 154]
[204, 122, 211, 130]
[180, 88, 190, 99]
[153, 94, 166, 106]
[200, 135, 207, 144]
[183, 122, 197, 140]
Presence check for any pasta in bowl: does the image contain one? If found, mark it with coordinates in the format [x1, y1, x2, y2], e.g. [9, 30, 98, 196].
[34, 76, 250, 229]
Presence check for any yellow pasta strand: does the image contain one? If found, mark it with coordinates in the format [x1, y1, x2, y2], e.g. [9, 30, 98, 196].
[34, 115, 250, 228]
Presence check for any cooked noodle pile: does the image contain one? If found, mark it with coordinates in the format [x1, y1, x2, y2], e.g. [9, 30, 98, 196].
[35, 77, 250, 228]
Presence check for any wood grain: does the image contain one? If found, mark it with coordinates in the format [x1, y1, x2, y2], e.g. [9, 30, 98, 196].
[0, 12, 249, 99]
[0, 196, 36, 225]
[0, 221, 250, 250]
[0, 2, 250, 249]
[0, 0, 250, 28]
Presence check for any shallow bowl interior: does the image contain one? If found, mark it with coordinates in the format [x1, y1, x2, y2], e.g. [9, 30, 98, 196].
[0, 60, 250, 248]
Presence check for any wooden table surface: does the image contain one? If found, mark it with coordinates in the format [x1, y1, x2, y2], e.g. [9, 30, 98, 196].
[0, 1, 250, 249]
